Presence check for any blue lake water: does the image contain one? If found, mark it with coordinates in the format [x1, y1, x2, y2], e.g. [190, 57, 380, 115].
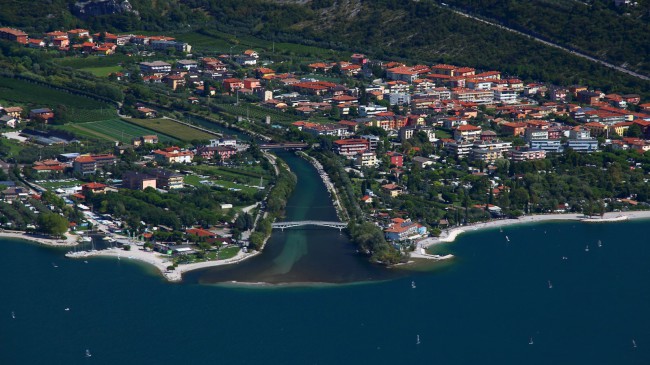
[1, 219, 649, 364]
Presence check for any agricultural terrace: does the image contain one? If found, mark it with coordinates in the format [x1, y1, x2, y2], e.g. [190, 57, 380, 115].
[126, 118, 217, 141]
[169, 29, 348, 60]
[0, 77, 116, 122]
[64, 119, 178, 144]
[215, 104, 300, 124]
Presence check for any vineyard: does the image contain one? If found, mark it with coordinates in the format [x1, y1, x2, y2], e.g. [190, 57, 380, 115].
[215, 104, 300, 124]
[0, 77, 115, 122]
[67, 119, 178, 144]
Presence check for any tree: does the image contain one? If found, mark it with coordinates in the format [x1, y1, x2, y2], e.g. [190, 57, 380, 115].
[626, 123, 642, 138]
[37, 212, 68, 237]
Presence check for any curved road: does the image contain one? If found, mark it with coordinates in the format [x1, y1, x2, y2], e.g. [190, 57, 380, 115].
[438, 3, 650, 81]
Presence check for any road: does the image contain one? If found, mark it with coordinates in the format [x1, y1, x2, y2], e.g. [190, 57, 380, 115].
[439, 2, 650, 81]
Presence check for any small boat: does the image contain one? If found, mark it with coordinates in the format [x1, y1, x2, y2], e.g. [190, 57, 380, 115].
[102, 236, 112, 241]
[52, 263, 58, 268]
[548, 280, 553, 289]
[598, 240, 602, 248]
[416, 335, 421, 345]
[529, 337, 534, 345]
[64, 308, 70, 311]
[11, 311, 15, 319]
[85, 349, 92, 358]
[81, 236, 92, 242]
[84, 261, 88, 264]
[499, 227, 503, 233]
[632, 339, 637, 348]
[505, 236, 510, 242]
[585, 245, 589, 252]
[562, 256, 568, 260]
[411, 281, 416, 289]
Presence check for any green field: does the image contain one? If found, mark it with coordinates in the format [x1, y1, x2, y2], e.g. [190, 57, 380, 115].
[80, 66, 123, 77]
[183, 175, 259, 194]
[126, 118, 216, 141]
[0, 77, 116, 122]
[215, 104, 300, 124]
[53, 54, 134, 69]
[66, 119, 178, 143]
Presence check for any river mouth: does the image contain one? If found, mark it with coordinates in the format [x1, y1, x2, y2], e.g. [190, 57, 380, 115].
[184, 151, 447, 285]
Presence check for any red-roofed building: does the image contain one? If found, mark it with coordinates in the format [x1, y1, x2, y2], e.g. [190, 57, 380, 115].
[0, 27, 28, 44]
[82, 182, 108, 195]
[501, 122, 527, 137]
[453, 124, 482, 141]
[333, 138, 369, 157]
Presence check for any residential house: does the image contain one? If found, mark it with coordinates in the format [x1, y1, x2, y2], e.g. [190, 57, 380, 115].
[148, 168, 184, 190]
[381, 183, 404, 197]
[412, 156, 434, 169]
[355, 151, 378, 167]
[508, 148, 547, 161]
[139, 61, 172, 75]
[501, 122, 527, 137]
[333, 138, 370, 157]
[0, 27, 28, 44]
[81, 182, 107, 195]
[30, 108, 54, 123]
[453, 124, 482, 141]
[386, 152, 404, 167]
[122, 171, 157, 190]
[153, 147, 194, 164]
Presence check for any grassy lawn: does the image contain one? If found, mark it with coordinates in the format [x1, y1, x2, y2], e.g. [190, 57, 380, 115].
[125, 118, 216, 141]
[66, 119, 178, 143]
[436, 129, 452, 139]
[217, 246, 240, 260]
[38, 179, 84, 189]
[190, 165, 271, 185]
[79, 65, 122, 77]
[183, 174, 259, 194]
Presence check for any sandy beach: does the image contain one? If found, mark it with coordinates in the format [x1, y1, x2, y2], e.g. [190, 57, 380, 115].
[65, 246, 261, 282]
[415, 211, 650, 253]
[0, 230, 79, 246]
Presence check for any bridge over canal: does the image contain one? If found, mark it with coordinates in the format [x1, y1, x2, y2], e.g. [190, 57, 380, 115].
[271, 221, 348, 231]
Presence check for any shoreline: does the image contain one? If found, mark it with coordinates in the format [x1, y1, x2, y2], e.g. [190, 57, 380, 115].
[65, 246, 262, 282]
[0, 230, 79, 246]
[415, 211, 650, 252]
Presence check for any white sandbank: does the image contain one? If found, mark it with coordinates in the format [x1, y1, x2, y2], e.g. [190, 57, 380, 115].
[65, 246, 260, 282]
[416, 211, 650, 251]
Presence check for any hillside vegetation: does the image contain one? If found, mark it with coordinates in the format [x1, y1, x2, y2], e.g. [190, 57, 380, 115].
[443, 0, 650, 76]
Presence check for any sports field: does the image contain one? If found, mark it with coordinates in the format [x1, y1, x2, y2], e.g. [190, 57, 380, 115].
[127, 118, 216, 141]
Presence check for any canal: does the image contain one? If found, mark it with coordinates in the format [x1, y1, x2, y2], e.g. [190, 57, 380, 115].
[184, 150, 413, 284]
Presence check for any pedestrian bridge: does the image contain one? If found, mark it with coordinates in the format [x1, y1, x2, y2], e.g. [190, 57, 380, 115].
[271, 221, 348, 231]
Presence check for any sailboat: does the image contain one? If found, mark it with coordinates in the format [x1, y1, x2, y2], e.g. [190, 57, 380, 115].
[597, 240, 602, 248]
[499, 227, 503, 233]
[411, 281, 416, 289]
[632, 339, 637, 348]
[85, 349, 92, 358]
[529, 337, 534, 345]
[585, 245, 589, 252]
[416, 335, 421, 345]
[505, 236, 510, 242]
[548, 280, 553, 289]
[11, 311, 15, 319]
